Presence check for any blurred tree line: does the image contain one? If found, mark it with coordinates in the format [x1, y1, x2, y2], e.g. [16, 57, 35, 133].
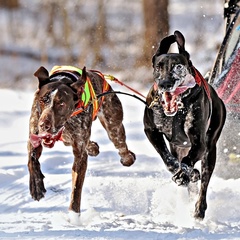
[0, 0, 168, 85]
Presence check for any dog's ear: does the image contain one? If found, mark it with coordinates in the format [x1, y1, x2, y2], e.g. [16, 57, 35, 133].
[81, 66, 87, 82]
[174, 30, 190, 62]
[34, 66, 50, 89]
[70, 66, 87, 97]
[152, 35, 175, 66]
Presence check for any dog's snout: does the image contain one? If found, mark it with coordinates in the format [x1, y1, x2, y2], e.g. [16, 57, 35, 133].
[159, 80, 173, 91]
[39, 119, 52, 132]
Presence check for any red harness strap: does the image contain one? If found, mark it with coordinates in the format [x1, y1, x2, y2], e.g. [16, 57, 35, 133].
[192, 66, 211, 101]
[192, 66, 212, 124]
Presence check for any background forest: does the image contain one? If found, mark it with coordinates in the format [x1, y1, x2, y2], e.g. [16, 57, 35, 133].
[2, 1, 240, 239]
[0, 0, 223, 90]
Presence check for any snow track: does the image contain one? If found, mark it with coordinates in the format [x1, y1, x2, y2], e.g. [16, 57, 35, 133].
[0, 89, 240, 239]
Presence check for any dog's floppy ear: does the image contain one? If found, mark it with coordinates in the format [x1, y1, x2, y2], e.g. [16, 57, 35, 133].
[152, 35, 175, 66]
[71, 66, 87, 97]
[81, 66, 87, 82]
[34, 66, 50, 89]
[174, 30, 190, 61]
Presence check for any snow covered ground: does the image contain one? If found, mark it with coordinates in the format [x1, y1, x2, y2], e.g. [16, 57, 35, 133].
[1, 86, 240, 240]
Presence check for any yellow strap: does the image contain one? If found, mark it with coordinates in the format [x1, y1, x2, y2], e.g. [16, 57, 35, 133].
[50, 65, 82, 76]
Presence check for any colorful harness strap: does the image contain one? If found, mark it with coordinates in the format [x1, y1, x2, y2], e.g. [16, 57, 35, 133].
[49, 65, 110, 120]
[191, 66, 211, 102]
[191, 66, 212, 123]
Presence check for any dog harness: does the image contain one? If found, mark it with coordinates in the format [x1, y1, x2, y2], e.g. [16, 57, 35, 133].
[191, 66, 211, 101]
[49, 66, 110, 120]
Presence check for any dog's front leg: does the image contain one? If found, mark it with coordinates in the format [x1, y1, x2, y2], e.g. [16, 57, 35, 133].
[28, 93, 46, 200]
[27, 141, 46, 200]
[66, 115, 92, 213]
[172, 139, 202, 186]
[172, 107, 208, 186]
[69, 146, 87, 213]
[144, 127, 181, 174]
[69, 144, 88, 213]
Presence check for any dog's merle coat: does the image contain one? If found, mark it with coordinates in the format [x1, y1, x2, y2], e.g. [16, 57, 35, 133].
[144, 31, 226, 219]
[27, 66, 135, 213]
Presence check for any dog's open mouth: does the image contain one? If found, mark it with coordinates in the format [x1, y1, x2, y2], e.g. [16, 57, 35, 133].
[161, 74, 196, 116]
[161, 86, 192, 116]
[161, 92, 178, 116]
[30, 127, 64, 148]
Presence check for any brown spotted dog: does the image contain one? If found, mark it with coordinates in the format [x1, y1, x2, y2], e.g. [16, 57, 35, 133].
[144, 31, 226, 219]
[27, 65, 135, 213]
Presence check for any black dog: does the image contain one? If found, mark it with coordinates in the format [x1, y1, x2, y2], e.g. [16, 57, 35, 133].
[143, 31, 226, 219]
[27, 65, 135, 213]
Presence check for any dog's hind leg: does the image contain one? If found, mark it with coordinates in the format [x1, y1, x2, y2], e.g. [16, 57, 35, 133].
[194, 120, 225, 218]
[194, 144, 217, 219]
[98, 94, 135, 167]
[194, 98, 226, 219]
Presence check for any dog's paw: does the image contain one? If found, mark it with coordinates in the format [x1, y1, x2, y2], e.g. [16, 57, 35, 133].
[190, 168, 200, 182]
[87, 141, 100, 156]
[172, 165, 190, 186]
[30, 176, 46, 201]
[120, 151, 136, 167]
[172, 164, 200, 186]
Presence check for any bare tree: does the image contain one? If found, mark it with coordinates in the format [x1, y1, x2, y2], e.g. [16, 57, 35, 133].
[92, 0, 108, 68]
[0, 0, 19, 8]
[138, 0, 169, 67]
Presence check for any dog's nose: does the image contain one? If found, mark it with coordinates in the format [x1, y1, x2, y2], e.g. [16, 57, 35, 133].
[159, 80, 173, 91]
[39, 119, 51, 132]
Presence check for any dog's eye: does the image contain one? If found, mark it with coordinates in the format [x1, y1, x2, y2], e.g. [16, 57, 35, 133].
[39, 95, 50, 105]
[155, 62, 163, 72]
[57, 101, 66, 108]
[176, 64, 183, 70]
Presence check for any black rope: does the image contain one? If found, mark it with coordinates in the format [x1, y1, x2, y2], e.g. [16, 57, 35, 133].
[96, 91, 148, 106]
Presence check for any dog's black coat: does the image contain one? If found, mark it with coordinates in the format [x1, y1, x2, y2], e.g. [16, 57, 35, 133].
[143, 31, 226, 219]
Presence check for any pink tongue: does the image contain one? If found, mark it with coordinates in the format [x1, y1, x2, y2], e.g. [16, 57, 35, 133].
[29, 134, 42, 148]
[30, 132, 52, 148]
[29, 127, 64, 148]
[174, 74, 196, 95]
[174, 86, 189, 95]
[161, 74, 196, 116]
